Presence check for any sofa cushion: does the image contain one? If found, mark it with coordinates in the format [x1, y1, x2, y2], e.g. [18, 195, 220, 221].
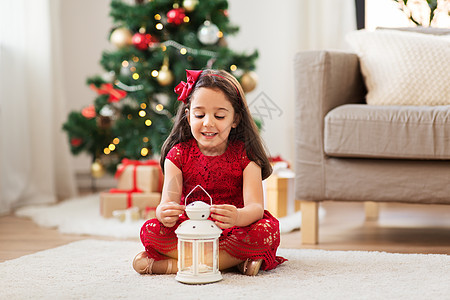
[345, 29, 450, 106]
[324, 104, 450, 159]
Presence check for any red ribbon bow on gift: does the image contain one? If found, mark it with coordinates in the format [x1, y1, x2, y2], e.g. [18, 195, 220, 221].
[110, 159, 163, 208]
[114, 158, 160, 179]
[90, 83, 127, 103]
[269, 155, 285, 163]
[174, 70, 202, 104]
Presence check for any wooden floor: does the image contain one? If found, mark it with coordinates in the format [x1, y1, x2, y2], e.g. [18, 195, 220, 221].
[282, 202, 450, 255]
[1, 201, 449, 262]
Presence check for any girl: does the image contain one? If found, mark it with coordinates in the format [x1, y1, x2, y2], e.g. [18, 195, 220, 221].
[133, 69, 286, 276]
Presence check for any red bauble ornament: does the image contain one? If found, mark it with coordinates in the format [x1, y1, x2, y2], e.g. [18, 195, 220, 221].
[132, 32, 158, 50]
[167, 8, 186, 25]
[70, 137, 83, 147]
[81, 104, 96, 119]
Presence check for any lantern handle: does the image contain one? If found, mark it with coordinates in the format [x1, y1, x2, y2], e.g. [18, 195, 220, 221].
[184, 184, 212, 206]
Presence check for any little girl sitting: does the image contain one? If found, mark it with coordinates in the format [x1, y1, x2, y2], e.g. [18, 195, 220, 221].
[133, 69, 286, 276]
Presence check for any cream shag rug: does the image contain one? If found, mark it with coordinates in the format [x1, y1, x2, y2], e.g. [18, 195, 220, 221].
[15, 194, 317, 238]
[1, 240, 449, 300]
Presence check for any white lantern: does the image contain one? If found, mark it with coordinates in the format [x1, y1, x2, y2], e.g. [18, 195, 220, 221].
[175, 185, 223, 284]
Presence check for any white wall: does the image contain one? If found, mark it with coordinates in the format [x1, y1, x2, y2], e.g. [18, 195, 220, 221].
[60, 0, 111, 175]
[227, 0, 305, 163]
[60, 0, 355, 177]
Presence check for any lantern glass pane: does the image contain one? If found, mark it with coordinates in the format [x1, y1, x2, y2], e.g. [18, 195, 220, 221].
[179, 240, 193, 272]
[197, 241, 214, 273]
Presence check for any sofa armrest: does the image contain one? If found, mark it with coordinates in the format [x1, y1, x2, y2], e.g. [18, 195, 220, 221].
[294, 50, 366, 200]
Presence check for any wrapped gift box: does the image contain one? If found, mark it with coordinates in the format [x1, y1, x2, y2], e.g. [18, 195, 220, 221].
[265, 161, 300, 218]
[100, 192, 161, 218]
[113, 207, 141, 222]
[116, 159, 163, 193]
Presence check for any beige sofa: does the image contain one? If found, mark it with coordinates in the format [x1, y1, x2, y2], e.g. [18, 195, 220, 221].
[294, 29, 450, 244]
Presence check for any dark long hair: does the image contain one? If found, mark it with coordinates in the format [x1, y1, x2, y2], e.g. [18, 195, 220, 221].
[160, 69, 272, 180]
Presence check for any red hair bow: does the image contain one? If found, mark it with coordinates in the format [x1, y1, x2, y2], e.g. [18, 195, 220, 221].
[174, 70, 202, 104]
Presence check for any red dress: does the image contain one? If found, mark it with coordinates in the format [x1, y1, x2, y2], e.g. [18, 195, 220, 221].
[140, 139, 286, 270]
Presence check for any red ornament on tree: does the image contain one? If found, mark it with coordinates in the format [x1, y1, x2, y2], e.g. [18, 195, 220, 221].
[90, 83, 127, 103]
[70, 137, 83, 147]
[132, 33, 158, 50]
[166, 8, 186, 25]
[81, 104, 96, 119]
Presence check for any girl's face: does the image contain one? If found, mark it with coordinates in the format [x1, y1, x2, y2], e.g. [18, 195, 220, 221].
[187, 87, 237, 156]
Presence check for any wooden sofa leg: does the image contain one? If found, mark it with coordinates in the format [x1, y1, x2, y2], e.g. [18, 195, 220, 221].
[300, 200, 319, 245]
[364, 201, 379, 221]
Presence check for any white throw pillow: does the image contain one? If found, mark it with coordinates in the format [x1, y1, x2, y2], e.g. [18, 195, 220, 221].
[346, 30, 450, 106]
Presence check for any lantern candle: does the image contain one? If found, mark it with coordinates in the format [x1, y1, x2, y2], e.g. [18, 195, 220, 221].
[175, 185, 222, 284]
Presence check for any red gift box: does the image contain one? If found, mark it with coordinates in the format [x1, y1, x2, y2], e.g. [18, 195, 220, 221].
[115, 159, 163, 193]
[100, 192, 161, 218]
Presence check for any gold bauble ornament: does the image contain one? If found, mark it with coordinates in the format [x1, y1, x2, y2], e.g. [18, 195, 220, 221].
[240, 71, 258, 93]
[183, 0, 198, 12]
[91, 159, 105, 178]
[157, 67, 174, 86]
[110, 27, 133, 48]
[157, 58, 174, 86]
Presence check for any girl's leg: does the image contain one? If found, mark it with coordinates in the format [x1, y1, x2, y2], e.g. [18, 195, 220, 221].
[217, 212, 282, 275]
[151, 249, 178, 274]
[219, 250, 243, 270]
[152, 258, 178, 274]
[219, 250, 262, 275]
[134, 218, 180, 275]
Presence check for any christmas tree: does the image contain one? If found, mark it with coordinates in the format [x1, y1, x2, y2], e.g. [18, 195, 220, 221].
[63, 0, 258, 177]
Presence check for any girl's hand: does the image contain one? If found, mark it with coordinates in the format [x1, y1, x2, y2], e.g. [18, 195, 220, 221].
[210, 204, 238, 229]
[158, 202, 185, 227]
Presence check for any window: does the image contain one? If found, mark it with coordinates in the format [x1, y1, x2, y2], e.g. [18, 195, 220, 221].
[365, 0, 449, 30]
